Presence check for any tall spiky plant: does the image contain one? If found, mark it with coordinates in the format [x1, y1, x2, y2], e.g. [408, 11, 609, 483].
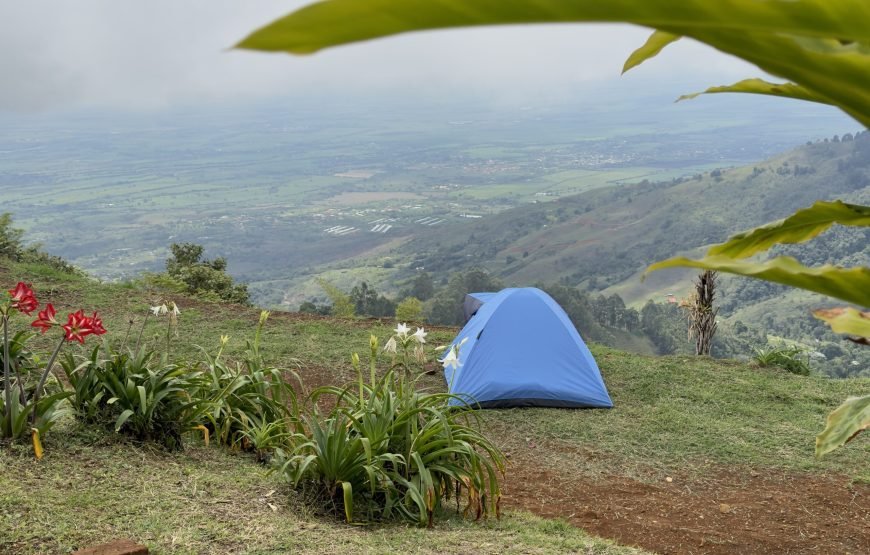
[680, 271, 718, 356]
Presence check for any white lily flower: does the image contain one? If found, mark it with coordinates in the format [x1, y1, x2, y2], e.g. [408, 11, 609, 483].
[394, 323, 410, 338]
[439, 348, 461, 371]
[150, 305, 162, 316]
[412, 327, 427, 344]
[383, 337, 398, 354]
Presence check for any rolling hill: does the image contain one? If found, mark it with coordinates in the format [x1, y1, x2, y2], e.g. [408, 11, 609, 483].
[404, 132, 869, 296]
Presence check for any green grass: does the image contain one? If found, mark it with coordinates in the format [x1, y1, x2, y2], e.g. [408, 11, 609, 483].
[1, 259, 868, 553]
[1, 429, 637, 555]
[485, 346, 868, 481]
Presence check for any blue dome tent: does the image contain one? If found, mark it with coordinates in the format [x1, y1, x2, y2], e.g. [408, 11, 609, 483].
[445, 287, 612, 409]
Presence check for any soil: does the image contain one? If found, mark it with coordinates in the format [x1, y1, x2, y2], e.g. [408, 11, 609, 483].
[502, 441, 869, 555]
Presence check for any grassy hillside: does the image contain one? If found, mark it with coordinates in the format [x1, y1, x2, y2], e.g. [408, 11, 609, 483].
[407, 134, 869, 293]
[1, 259, 868, 554]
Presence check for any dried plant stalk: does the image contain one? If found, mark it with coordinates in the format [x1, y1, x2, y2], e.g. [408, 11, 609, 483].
[680, 271, 718, 356]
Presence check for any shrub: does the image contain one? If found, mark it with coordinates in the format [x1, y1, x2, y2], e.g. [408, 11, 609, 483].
[395, 297, 423, 322]
[317, 279, 355, 318]
[0, 213, 80, 275]
[752, 345, 812, 376]
[165, 242, 250, 304]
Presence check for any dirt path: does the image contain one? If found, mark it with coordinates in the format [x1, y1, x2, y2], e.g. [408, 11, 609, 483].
[503, 445, 869, 554]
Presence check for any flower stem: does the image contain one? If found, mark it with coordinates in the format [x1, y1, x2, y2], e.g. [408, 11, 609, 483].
[120, 318, 134, 351]
[134, 312, 151, 353]
[12, 358, 26, 404]
[30, 335, 66, 427]
[2, 315, 10, 433]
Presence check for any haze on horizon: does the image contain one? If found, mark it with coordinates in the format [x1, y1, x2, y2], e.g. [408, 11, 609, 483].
[0, 0, 811, 115]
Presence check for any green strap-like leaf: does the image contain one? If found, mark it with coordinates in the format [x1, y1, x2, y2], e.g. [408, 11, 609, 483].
[677, 78, 828, 105]
[646, 255, 870, 307]
[816, 395, 870, 457]
[115, 409, 135, 432]
[706, 201, 870, 259]
[813, 307, 870, 338]
[622, 31, 680, 73]
[235, 0, 870, 54]
[341, 481, 353, 523]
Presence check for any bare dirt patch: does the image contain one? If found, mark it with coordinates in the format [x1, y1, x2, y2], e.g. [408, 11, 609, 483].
[503, 442, 868, 554]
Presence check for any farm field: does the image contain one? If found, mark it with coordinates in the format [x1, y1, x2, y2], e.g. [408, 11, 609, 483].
[0, 260, 867, 554]
[0, 94, 851, 307]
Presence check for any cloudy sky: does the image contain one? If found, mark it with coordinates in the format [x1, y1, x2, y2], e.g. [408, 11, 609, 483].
[0, 1, 768, 113]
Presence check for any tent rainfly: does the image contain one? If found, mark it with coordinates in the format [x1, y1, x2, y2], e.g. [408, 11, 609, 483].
[445, 287, 612, 409]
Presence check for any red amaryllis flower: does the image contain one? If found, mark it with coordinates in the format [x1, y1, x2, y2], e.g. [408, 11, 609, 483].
[89, 311, 107, 336]
[8, 281, 38, 315]
[31, 303, 58, 334]
[62, 309, 95, 344]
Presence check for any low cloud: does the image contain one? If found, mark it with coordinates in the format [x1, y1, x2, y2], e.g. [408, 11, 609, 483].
[0, 1, 759, 113]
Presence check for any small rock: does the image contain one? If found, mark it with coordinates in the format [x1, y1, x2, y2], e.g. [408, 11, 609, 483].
[665, 476, 673, 483]
[719, 503, 732, 514]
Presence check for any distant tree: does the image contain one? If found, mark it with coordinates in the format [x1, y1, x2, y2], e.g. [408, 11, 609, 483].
[350, 282, 396, 318]
[317, 279, 355, 318]
[641, 301, 691, 356]
[165, 242, 249, 304]
[426, 268, 502, 326]
[409, 272, 435, 301]
[299, 300, 331, 316]
[395, 297, 423, 322]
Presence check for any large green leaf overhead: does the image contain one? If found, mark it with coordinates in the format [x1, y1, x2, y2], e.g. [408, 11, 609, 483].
[236, 0, 870, 127]
[706, 201, 870, 259]
[676, 79, 832, 106]
[645, 256, 870, 307]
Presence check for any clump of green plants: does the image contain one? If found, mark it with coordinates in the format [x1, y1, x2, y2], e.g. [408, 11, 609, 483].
[272, 324, 505, 527]
[752, 345, 811, 376]
[195, 311, 301, 454]
[62, 308, 299, 452]
[62, 346, 213, 450]
[1, 282, 105, 456]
